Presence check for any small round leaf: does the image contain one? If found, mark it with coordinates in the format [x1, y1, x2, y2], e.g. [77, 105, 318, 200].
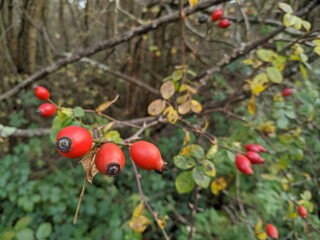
[148, 99, 166, 116]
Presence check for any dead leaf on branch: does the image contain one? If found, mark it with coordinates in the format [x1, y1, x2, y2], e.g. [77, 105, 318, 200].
[148, 99, 166, 116]
[95, 94, 119, 113]
[81, 148, 99, 184]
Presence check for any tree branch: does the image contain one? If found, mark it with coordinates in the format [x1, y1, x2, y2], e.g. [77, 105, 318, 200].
[0, 0, 228, 102]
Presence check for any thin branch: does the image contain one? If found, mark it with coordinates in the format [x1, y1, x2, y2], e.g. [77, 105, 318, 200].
[188, 187, 200, 240]
[0, 0, 228, 102]
[131, 160, 170, 240]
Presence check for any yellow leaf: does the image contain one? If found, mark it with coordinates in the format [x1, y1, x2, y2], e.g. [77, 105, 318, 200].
[210, 177, 227, 196]
[250, 73, 269, 95]
[184, 84, 197, 94]
[128, 215, 151, 233]
[95, 95, 119, 113]
[288, 212, 297, 219]
[255, 218, 263, 234]
[178, 101, 191, 115]
[256, 232, 267, 240]
[299, 64, 308, 80]
[255, 218, 267, 240]
[206, 144, 218, 159]
[160, 81, 175, 100]
[157, 216, 169, 229]
[177, 94, 191, 104]
[164, 106, 179, 123]
[248, 95, 256, 115]
[132, 201, 145, 218]
[283, 13, 295, 28]
[148, 99, 166, 116]
[259, 121, 276, 136]
[183, 129, 190, 146]
[191, 100, 202, 113]
[188, 0, 198, 8]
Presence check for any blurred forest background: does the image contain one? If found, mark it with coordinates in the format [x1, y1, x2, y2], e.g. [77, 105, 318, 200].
[0, 0, 320, 239]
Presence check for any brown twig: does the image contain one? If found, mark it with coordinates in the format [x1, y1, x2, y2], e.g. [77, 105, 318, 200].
[0, 0, 228, 102]
[131, 160, 170, 240]
[73, 177, 87, 224]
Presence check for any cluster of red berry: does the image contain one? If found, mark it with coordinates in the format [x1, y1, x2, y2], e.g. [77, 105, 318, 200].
[235, 143, 266, 175]
[211, 8, 231, 28]
[34, 86, 56, 117]
[55, 126, 167, 176]
[197, 8, 231, 28]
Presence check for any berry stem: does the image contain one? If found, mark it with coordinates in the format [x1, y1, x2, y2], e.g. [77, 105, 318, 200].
[73, 177, 87, 224]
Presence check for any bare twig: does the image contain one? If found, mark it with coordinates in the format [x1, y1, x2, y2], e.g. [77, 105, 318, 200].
[0, 0, 228, 102]
[131, 160, 170, 240]
[73, 177, 87, 224]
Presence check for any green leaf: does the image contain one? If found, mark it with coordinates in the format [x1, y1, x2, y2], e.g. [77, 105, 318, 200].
[314, 46, 320, 56]
[180, 144, 205, 159]
[300, 191, 311, 201]
[283, 13, 296, 27]
[104, 130, 122, 143]
[302, 20, 311, 31]
[192, 167, 210, 188]
[1, 231, 16, 240]
[16, 228, 34, 240]
[0, 124, 17, 137]
[60, 107, 73, 117]
[284, 108, 296, 119]
[73, 106, 85, 118]
[290, 148, 304, 161]
[36, 222, 52, 239]
[173, 155, 196, 170]
[293, 17, 302, 30]
[277, 115, 289, 129]
[266, 67, 283, 83]
[278, 2, 293, 13]
[279, 134, 294, 144]
[14, 217, 32, 230]
[279, 153, 289, 170]
[202, 160, 216, 177]
[175, 171, 195, 194]
[256, 49, 274, 62]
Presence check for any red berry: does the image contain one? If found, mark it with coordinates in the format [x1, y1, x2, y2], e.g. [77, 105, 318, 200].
[130, 141, 167, 174]
[218, 19, 231, 28]
[235, 154, 253, 175]
[297, 206, 308, 219]
[245, 151, 264, 164]
[95, 143, 125, 177]
[245, 144, 266, 153]
[34, 86, 50, 100]
[266, 224, 279, 239]
[38, 103, 56, 117]
[282, 88, 293, 97]
[56, 126, 93, 158]
[211, 9, 223, 21]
